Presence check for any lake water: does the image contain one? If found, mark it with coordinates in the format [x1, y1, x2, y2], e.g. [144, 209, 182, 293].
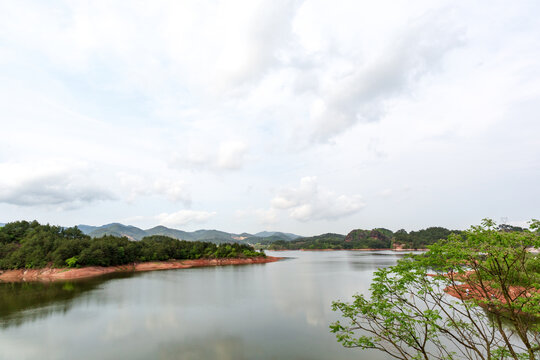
[0, 251, 411, 360]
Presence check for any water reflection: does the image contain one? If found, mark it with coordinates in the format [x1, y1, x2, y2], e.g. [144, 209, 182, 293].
[347, 251, 412, 270]
[0, 251, 404, 360]
[0, 275, 131, 328]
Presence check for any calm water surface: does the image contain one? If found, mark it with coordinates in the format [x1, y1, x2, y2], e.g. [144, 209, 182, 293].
[0, 251, 411, 360]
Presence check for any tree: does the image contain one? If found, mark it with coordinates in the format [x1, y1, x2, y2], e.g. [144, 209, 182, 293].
[0, 221, 265, 270]
[65, 256, 78, 268]
[331, 219, 540, 360]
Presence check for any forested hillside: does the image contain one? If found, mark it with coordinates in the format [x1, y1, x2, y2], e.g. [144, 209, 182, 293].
[258, 226, 462, 250]
[344, 228, 393, 249]
[263, 233, 346, 250]
[0, 220, 466, 261]
[80, 223, 240, 242]
[76, 223, 301, 243]
[393, 227, 460, 249]
[0, 221, 264, 270]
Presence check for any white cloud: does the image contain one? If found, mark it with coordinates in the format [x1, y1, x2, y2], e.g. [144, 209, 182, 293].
[0, 162, 113, 209]
[217, 141, 249, 170]
[0, 1, 538, 233]
[153, 179, 191, 204]
[270, 177, 365, 222]
[209, 0, 299, 88]
[305, 13, 464, 142]
[234, 210, 248, 219]
[172, 140, 249, 172]
[117, 173, 191, 205]
[256, 208, 279, 225]
[156, 210, 217, 227]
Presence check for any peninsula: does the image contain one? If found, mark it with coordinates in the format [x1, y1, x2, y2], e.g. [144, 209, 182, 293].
[0, 221, 281, 282]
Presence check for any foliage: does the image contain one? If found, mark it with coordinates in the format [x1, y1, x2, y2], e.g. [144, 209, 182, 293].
[65, 256, 78, 268]
[0, 221, 265, 270]
[344, 228, 393, 249]
[331, 219, 540, 360]
[259, 226, 460, 250]
[393, 226, 461, 249]
[261, 233, 346, 250]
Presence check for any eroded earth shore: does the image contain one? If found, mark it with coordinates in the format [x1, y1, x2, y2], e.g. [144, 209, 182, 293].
[0, 256, 282, 282]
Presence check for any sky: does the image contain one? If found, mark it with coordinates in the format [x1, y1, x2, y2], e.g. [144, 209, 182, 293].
[0, 0, 539, 236]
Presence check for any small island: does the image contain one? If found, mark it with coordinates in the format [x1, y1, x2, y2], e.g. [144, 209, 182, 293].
[0, 221, 281, 282]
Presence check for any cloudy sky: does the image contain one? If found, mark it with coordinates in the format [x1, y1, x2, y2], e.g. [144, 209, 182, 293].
[0, 0, 538, 235]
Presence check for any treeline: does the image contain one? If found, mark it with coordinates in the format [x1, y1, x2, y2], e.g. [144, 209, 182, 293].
[0, 221, 265, 270]
[263, 233, 346, 250]
[392, 227, 460, 249]
[260, 227, 462, 250]
[344, 228, 394, 249]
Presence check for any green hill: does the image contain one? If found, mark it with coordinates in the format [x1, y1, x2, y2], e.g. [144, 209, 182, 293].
[254, 231, 301, 240]
[145, 226, 195, 240]
[0, 221, 265, 270]
[344, 228, 393, 249]
[78, 223, 254, 243]
[258, 230, 394, 250]
[191, 229, 236, 242]
[76, 225, 98, 234]
[73, 223, 460, 249]
[87, 223, 147, 241]
[393, 227, 460, 249]
[257, 226, 462, 250]
[246, 234, 294, 244]
[261, 233, 346, 250]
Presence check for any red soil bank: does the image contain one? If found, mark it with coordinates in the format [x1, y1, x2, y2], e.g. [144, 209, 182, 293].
[428, 272, 539, 312]
[299, 248, 427, 251]
[0, 256, 282, 282]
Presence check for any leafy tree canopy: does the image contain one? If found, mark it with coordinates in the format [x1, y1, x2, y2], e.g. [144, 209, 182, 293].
[331, 219, 540, 360]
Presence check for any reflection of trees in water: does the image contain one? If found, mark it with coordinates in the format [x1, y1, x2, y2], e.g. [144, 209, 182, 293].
[0, 273, 134, 328]
[267, 253, 389, 328]
[347, 252, 406, 271]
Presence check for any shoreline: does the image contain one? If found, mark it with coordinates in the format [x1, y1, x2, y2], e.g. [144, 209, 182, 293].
[0, 256, 282, 283]
[268, 248, 427, 252]
[428, 272, 539, 318]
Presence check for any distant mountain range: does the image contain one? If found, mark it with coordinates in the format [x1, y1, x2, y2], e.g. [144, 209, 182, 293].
[76, 223, 301, 243]
[254, 231, 300, 240]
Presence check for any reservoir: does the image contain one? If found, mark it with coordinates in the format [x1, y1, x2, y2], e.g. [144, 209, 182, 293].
[0, 250, 410, 360]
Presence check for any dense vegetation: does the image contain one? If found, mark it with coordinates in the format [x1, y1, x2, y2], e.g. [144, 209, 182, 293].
[258, 226, 462, 250]
[332, 219, 540, 360]
[0, 221, 265, 270]
[261, 233, 346, 250]
[393, 226, 460, 249]
[344, 228, 393, 249]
